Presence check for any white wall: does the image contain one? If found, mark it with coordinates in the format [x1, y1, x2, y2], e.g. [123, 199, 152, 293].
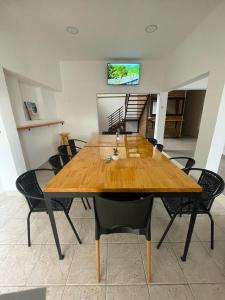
[6, 75, 61, 169]
[97, 95, 125, 132]
[162, 1, 225, 171]
[0, 67, 26, 192]
[55, 60, 163, 140]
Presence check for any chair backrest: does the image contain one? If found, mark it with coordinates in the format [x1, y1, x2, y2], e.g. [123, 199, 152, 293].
[48, 155, 62, 173]
[16, 169, 50, 210]
[148, 138, 157, 146]
[58, 145, 70, 164]
[94, 194, 154, 240]
[68, 139, 78, 156]
[156, 143, 164, 152]
[170, 157, 195, 174]
[188, 168, 225, 211]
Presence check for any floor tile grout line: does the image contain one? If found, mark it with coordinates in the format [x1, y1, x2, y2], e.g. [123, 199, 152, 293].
[188, 282, 198, 300]
[62, 244, 77, 299]
[166, 242, 189, 285]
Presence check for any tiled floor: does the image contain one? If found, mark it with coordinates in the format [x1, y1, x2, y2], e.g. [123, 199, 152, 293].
[1, 191, 225, 299]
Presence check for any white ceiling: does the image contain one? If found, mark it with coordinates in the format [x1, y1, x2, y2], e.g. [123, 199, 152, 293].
[0, 0, 222, 61]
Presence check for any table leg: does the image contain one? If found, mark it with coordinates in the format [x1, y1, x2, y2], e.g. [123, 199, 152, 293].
[181, 197, 200, 261]
[44, 194, 64, 260]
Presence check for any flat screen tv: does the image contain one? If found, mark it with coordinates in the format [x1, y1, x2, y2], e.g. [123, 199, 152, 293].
[107, 63, 140, 85]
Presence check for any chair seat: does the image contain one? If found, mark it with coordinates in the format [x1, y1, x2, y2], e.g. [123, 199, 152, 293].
[162, 191, 212, 214]
[32, 197, 73, 211]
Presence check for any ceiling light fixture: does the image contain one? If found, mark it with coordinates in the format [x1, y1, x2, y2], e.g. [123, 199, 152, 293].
[145, 24, 158, 33]
[66, 26, 79, 35]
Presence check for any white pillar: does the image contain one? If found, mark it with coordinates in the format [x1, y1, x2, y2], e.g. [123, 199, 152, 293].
[194, 68, 225, 171]
[0, 66, 26, 191]
[154, 92, 168, 144]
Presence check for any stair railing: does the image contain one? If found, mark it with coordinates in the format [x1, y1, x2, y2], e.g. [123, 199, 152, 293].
[107, 106, 124, 129]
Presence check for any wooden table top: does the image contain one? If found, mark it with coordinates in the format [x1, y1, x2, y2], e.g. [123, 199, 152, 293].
[85, 133, 150, 147]
[44, 140, 201, 194]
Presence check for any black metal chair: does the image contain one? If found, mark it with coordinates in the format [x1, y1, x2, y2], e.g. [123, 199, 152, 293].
[148, 137, 157, 146]
[48, 154, 91, 210]
[157, 168, 225, 254]
[156, 143, 164, 152]
[94, 193, 154, 282]
[68, 139, 87, 157]
[57, 145, 71, 164]
[48, 154, 72, 174]
[16, 169, 82, 247]
[169, 156, 195, 174]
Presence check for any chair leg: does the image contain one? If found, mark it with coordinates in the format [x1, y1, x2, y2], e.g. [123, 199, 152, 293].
[146, 240, 151, 283]
[157, 213, 177, 249]
[208, 212, 214, 249]
[27, 211, 32, 247]
[86, 198, 91, 209]
[96, 240, 100, 282]
[81, 198, 87, 210]
[64, 211, 82, 244]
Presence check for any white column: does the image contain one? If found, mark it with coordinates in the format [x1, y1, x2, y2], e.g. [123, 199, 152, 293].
[194, 68, 225, 171]
[0, 66, 26, 191]
[154, 92, 168, 144]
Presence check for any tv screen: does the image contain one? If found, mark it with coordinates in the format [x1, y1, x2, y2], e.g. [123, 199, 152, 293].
[107, 63, 140, 85]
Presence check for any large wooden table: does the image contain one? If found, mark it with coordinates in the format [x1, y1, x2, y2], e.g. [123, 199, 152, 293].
[44, 133, 201, 262]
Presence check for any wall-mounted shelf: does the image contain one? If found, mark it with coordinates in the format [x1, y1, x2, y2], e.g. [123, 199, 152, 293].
[17, 120, 64, 131]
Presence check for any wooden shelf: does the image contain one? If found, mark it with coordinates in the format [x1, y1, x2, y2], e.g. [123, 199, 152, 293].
[17, 120, 64, 131]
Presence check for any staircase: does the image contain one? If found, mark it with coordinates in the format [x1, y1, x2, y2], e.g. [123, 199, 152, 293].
[107, 93, 150, 132]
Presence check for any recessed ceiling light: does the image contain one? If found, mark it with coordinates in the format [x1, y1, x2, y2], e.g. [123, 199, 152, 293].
[66, 26, 79, 35]
[145, 24, 158, 33]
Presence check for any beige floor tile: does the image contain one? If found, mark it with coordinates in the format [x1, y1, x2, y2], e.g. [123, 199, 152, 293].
[171, 242, 225, 283]
[69, 198, 94, 219]
[148, 284, 194, 300]
[140, 243, 186, 284]
[190, 283, 225, 300]
[0, 245, 41, 285]
[211, 200, 225, 215]
[107, 244, 146, 284]
[0, 218, 27, 244]
[194, 215, 225, 241]
[27, 245, 74, 285]
[106, 285, 150, 300]
[44, 286, 65, 300]
[214, 215, 225, 233]
[201, 240, 225, 275]
[160, 216, 199, 243]
[63, 286, 106, 300]
[67, 244, 107, 284]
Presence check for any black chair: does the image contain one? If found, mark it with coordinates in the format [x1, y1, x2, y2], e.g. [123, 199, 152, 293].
[148, 137, 157, 146]
[157, 168, 225, 254]
[156, 143, 164, 152]
[169, 156, 195, 174]
[68, 139, 87, 157]
[94, 193, 154, 282]
[48, 154, 72, 174]
[16, 169, 82, 247]
[57, 145, 71, 164]
[48, 154, 91, 210]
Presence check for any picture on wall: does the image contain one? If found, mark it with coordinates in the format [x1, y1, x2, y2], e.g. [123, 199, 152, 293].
[24, 101, 40, 120]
